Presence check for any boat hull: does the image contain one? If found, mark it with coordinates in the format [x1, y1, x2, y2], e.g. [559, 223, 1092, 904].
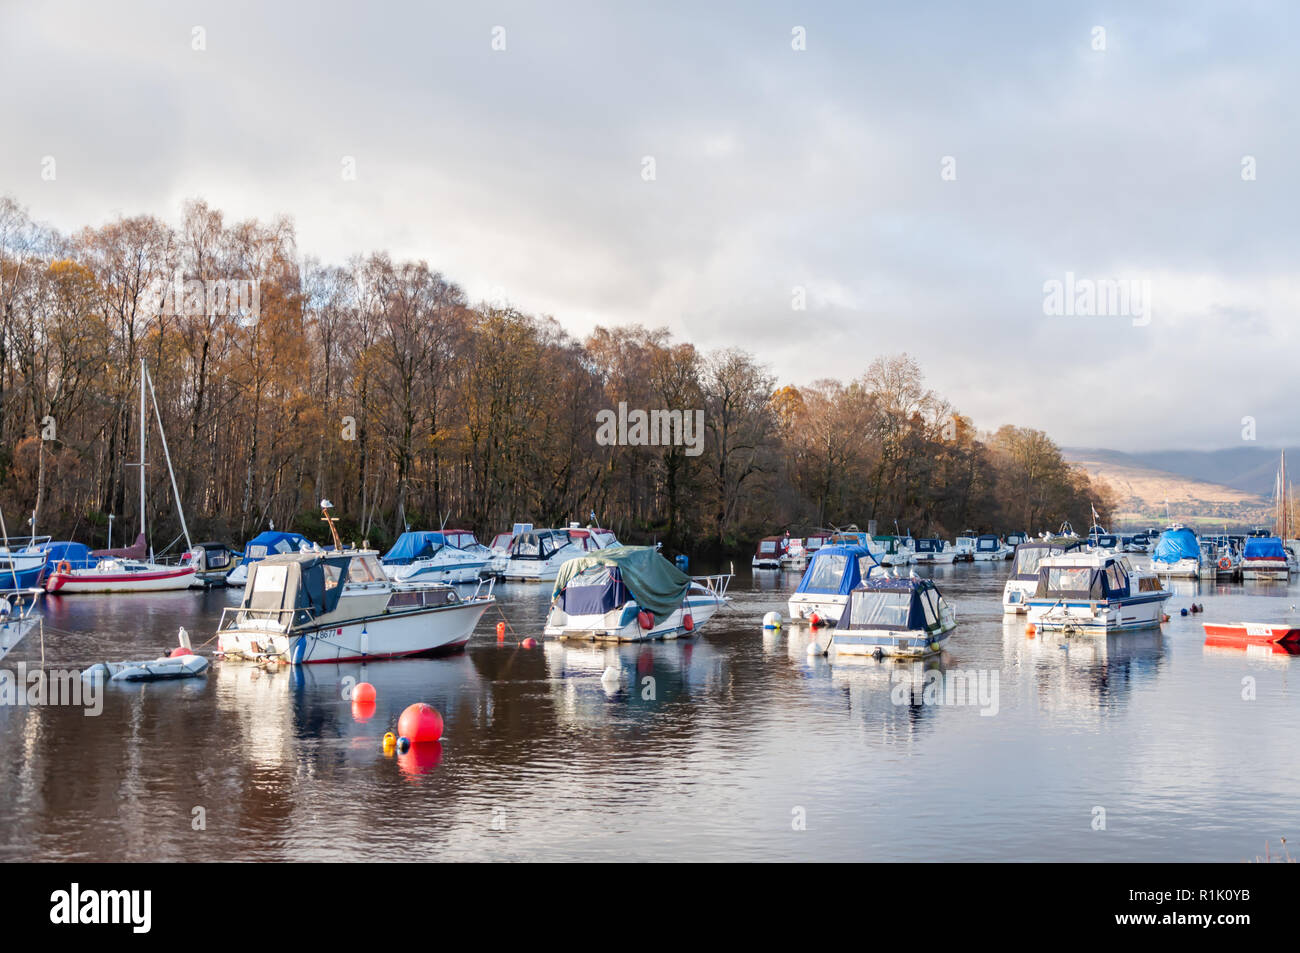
[546, 591, 724, 642]
[1240, 560, 1289, 580]
[218, 597, 492, 663]
[787, 593, 849, 624]
[45, 565, 197, 593]
[1002, 580, 1034, 614]
[831, 624, 953, 657]
[1202, 621, 1300, 646]
[1026, 594, 1170, 634]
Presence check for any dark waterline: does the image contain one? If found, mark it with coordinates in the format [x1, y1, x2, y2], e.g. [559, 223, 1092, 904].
[1, 564, 1296, 861]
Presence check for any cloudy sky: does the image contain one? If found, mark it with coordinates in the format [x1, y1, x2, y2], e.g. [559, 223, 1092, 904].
[2, 1, 1296, 452]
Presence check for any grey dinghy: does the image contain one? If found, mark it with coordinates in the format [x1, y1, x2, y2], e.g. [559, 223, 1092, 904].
[82, 654, 209, 682]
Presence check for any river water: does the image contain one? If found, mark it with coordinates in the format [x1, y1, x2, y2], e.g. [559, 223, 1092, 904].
[1, 560, 1296, 861]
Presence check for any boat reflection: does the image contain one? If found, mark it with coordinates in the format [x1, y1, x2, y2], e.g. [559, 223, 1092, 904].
[826, 654, 953, 742]
[1000, 619, 1163, 713]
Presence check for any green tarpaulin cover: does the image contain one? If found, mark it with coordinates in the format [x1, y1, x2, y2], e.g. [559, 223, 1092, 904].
[551, 545, 691, 620]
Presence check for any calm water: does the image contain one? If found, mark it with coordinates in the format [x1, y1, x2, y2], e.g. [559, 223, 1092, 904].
[2, 561, 1297, 862]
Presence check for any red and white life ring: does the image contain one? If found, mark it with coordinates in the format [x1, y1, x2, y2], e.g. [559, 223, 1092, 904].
[56, 560, 71, 574]
[1218, 556, 1231, 571]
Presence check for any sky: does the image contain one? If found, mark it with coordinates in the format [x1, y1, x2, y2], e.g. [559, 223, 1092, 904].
[1, 0, 1297, 452]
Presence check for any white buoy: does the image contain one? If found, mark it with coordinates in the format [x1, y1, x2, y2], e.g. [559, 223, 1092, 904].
[762, 611, 782, 629]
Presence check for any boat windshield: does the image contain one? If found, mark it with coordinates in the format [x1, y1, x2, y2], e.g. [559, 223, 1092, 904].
[804, 554, 847, 590]
[758, 540, 777, 554]
[806, 538, 825, 552]
[1011, 546, 1059, 578]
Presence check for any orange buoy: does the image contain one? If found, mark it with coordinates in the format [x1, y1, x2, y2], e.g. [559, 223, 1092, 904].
[682, 613, 694, 632]
[352, 681, 376, 702]
[521, 637, 538, 648]
[496, 621, 506, 641]
[397, 703, 444, 742]
[1025, 623, 1036, 637]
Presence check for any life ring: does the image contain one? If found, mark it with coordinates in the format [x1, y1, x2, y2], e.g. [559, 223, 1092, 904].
[1217, 556, 1231, 571]
[56, 560, 71, 574]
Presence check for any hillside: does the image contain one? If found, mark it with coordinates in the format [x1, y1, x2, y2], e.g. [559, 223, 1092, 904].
[1064, 448, 1271, 528]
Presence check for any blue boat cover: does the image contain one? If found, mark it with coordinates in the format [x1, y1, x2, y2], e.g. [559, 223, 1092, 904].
[1243, 536, 1287, 560]
[1152, 528, 1200, 563]
[794, 544, 876, 596]
[382, 531, 448, 564]
[836, 575, 944, 632]
[44, 541, 96, 569]
[241, 531, 309, 561]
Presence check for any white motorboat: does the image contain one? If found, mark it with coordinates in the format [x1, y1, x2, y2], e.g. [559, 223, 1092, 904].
[502, 525, 618, 582]
[870, 535, 914, 566]
[225, 530, 312, 587]
[1240, 536, 1290, 581]
[544, 545, 730, 641]
[217, 548, 494, 664]
[829, 573, 956, 657]
[382, 530, 491, 584]
[787, 543, 877, 624]
[972, 534, 1011, 561]
[1025, 551, 1171, 634]
[1149, 526, 1202, 578]
[1003, 535, 1085, 613]
[911, 538, 957, 564]
[752, 535, 792, 569]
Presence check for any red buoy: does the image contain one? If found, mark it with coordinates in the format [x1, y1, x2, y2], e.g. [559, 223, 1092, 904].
[682, 613, 694, 632]
[809, 613, 822, 628]
[638, 610, 654, 630]
[496, 621, 506, 641]
[352, 681, 376, 702]
[397, 703, 444, 743]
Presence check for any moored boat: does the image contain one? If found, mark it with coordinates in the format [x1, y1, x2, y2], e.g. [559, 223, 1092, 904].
[1202, 620, 1300, 648]
[830, 573, 956, 657]
[502, 525, 618, 582]
[1002, 535, 1085, 613]
[1240, 536, 1289, 581]
[1025, 551, 1170, 634]
[781, 533, 831, 571]
[544, 545, 730, 641]
[225, 530, 312, 587]
[912, 537, 957, 564]
[1150, 526, 1202, 578]
[787, 543, 877, 624]
[382, 530, 491, 584]
[972, 534, 1010, 561]
[752, 534, 791, 569]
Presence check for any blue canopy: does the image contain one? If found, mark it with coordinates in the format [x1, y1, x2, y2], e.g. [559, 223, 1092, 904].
[1243, 536, 1286, 560]
[382, 531, 448, 564]
[44, 541, 95, 569]
[836, 575, 945, 632]
[1152, 527, 1200, 563]
[794, 545, 876, 596]
[241, 531, 309, 561]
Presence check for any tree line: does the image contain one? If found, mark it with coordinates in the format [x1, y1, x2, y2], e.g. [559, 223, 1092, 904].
[0, 195, 1113, 556]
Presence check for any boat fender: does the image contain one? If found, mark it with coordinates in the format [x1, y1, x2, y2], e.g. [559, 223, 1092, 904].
[56, 560, 71, 574]
[637, 610, 654, 630]
[762, 611, 781, 629]
[682, 613, 694, 632]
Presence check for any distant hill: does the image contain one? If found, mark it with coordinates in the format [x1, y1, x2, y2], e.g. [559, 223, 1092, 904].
[1063, 447, 1274, 528]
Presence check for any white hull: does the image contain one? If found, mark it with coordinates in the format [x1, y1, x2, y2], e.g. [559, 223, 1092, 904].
[1026, 595, 1170, 634]
[832, 621, 954, 657]
[386, 556, 488, 585]
[1241, 561, 1289, 580]
[45, 564, 197, 593]
[546, 588, 725, 642]
[787, 592, 849, 624]
[219, 597, 491, 663]
[1152, 559, 1200, 578]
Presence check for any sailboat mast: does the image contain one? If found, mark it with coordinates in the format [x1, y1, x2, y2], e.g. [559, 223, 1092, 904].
[138, 358, 147, 542]
[145, 364, 192, 552]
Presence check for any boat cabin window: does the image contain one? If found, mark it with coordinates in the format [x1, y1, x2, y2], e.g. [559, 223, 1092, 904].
[323, 563, 344, 591]
[806, 538, 824, 552]
[759, 540, 777, 554]
[1105, 564, 1128, 593]
[846, 591, 913, 628]
[804, 554, 847, 589]
[857, 556, 875, 579]
[347, 554, 386, 583]
[1045, 567, 1092, 592]
[1011, 546, 1058, 577]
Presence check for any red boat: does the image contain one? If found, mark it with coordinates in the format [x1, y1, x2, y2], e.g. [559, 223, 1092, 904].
[1201, 621, 1300, 647]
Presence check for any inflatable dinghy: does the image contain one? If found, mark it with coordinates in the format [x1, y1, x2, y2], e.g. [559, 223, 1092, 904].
[82, 653, 209, 682]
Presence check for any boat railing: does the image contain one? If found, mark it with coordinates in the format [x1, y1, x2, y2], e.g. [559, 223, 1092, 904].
[0, 587, 44, 619]
[692, 573, 733, 600]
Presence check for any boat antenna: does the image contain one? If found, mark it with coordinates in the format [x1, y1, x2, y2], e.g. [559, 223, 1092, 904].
[321, 500, 343, 551]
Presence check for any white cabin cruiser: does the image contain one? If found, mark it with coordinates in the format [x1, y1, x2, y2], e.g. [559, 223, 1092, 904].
[911, 538, 957, 564]
[544, 545, 730, 642]
[217, 549, 494, 663]
[972, 534, 1011, 561]
[780, 533, 831, 571]
[502, 526, 618, 582]
[1025, 552, 1170, 635]
[381, 530, 490, 584]
[1003, 536, 1085, 613]
[1240, 536, 1290, 581]
[787, 543, 877, 624]
[830, 574, 956, 657]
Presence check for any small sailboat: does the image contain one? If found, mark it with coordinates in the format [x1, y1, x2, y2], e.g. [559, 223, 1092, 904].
[544, 545, 730, 641]
[830, 573, 956, 657]
[44, 361, 198, 593]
